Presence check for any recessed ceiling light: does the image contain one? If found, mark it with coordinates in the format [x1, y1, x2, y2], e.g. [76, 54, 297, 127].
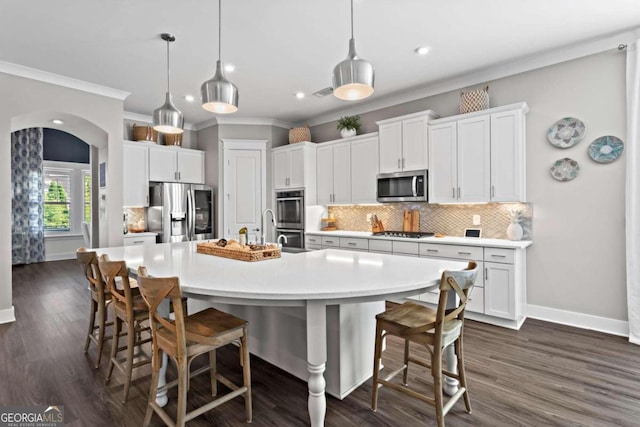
[224, 64, 235, 72]
[295, 92, 305, 99]
[415, 46, 430, 55]
[51, 119, 64, 125]
[185, 95, 195, 102]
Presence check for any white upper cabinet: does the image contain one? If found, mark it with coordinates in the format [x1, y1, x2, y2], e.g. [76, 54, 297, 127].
[123, 141, 149, 207]
[428, 103, 528, 203]
[377, 111, 438, 174]
[317, 141, 351, 205]
[149, 145, 205, 184]
[271, 141, 317, 203]
[350, 136, 379, 204]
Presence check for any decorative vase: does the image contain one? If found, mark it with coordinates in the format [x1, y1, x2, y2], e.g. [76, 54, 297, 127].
[506, 221, 523, 241]
[340, 128, 357, 138]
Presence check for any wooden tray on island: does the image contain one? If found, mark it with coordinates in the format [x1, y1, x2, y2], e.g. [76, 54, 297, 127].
[197, 241, 281, 262]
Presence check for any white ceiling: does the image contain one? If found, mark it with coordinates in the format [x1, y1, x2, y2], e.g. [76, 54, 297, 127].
[1, 0, 639, 127]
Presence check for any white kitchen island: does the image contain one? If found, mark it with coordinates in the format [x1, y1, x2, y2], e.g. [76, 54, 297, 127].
[95, 241, 466, 426]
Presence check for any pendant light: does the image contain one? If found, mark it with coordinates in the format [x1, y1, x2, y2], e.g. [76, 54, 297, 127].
[153, 33, 184, 134]
[333, 0, 375, 101]
[201, 0, 238, 114]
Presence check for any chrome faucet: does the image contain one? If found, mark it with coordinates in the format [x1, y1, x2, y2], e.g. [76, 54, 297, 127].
[260, 208, 276, 245]
[277, 234, 288, 247]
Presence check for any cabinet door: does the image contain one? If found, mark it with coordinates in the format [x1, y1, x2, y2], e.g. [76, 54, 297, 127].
[177, 149, 204, 184]
[457, 116, 490, 202]
[289, 147, 306, 188]
[484, 262, 515, 319]
[378, 122, 403, 173]
[402, 116, 428, 171]
[332, 142, 351, 204]
[272, 150, 290, 189]
[491, 110, 525, 202]
[149, 146, 177, 182]
[350, 136, 379, 204]
[123, 142, 149, 207]
[428, 122, 457, 203]
[316, 145, 334, 205]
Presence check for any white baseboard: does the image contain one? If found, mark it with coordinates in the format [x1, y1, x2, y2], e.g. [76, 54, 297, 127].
[0, 306, 16, 324]
[527, 304, 629, 337]
[45, 252, 76, 261]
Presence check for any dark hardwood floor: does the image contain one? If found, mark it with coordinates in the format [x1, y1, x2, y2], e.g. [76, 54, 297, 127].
[3, 259, 640, 426]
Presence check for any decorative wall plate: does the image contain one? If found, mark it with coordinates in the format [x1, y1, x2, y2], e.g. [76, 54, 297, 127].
[547, 117, 586, 148]
[588, 136, 624, 163]
[550, 158, 580, 181]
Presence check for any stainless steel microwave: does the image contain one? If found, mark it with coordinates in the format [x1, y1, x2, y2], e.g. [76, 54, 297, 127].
[377, 170, 428, 202]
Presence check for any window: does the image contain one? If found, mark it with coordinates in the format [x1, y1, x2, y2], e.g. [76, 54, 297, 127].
[43, 161, 91, 234]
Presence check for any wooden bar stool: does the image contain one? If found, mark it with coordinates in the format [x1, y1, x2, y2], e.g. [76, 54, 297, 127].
[371, 261, 479, 427]
[136, 266, 252, 427]
[98, 254, 152, 403]
[76, 247, 113, 368]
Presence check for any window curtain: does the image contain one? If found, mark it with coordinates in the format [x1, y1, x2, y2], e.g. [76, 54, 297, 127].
[626, 39, 640, 345]
[11, 128, 45, 264]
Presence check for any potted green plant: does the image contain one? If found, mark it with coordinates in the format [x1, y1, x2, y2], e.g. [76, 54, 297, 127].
[337, 115, 361, 138]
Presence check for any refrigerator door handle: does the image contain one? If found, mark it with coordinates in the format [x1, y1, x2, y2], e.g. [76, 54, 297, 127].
[186, 188, 193, 241]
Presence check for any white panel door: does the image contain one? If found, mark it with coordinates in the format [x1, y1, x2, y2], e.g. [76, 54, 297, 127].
[378, 122, 403, 173]
[177, 149, 204, 184]
[332, 142, 351, 204]
[350, 136, 379, 204]
[457, 116, 490, 202]
[484, 262, 516, 320]
[491, 110, 524, 202]
[289, 147, 306, 188]
[225, 150, 262, 240]
[428, 122, 457, 203]
[272, 150, 289, 189]
[316, 145, 334, 205]
[402, 116, 428, 171]
[123, 142, 149, 206]
[149, 146, 177, 182]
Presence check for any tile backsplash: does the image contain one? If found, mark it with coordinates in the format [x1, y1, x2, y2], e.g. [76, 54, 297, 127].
[326, 202, 533, 239]
[124, 207, 145, 232]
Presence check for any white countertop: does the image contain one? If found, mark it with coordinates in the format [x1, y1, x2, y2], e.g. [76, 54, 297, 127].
[123, 232, 158, 238]
[95, 241, 466, 304]
[305, 230, 532, 249]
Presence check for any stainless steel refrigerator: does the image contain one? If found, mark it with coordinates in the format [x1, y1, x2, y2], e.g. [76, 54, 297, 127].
[148, 182, 214, 243]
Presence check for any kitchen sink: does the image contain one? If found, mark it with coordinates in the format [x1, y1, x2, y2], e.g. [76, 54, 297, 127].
[280, 247, 309, 254]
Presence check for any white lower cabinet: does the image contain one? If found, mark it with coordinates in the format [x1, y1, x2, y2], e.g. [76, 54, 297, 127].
[123, 233, 156, 246]
[484, 248, 516, 320]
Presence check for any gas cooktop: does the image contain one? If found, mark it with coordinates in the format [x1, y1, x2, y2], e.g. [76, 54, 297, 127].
[372, 231, 434, 239]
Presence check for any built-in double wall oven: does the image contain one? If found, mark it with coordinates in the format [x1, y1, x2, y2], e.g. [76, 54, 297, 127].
[275, 189, 305, 249]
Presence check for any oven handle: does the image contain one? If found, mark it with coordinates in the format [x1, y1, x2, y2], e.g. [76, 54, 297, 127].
[276, 197, 304, 202]
[275, 228, 304, 233]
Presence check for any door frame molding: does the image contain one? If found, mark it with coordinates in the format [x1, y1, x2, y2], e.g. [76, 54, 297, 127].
[219, 139, 268, 239]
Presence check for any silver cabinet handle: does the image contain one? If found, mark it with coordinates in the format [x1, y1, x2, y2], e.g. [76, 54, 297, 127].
[491, 254, 506, 258]
[426, 249, 438, 252]
[398, 158, 401, 169]
[491, 185, 495, 198]
[348, 242, 357, 246]
[402, 158, 406, 169]
[485, 267, 488, 280]
[133, 240, 144, 244]
[308, 238, 317, 242]
[458, 251, 471, 255]
[325, 240, 334, 244]
[457, 187, 461, 198]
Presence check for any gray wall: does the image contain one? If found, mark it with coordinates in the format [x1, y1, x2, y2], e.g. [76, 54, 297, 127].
[196, 124, 219, 237]
[312, 50, 627, 323]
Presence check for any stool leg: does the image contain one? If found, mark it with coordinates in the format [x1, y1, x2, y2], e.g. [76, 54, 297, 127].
[433, 346, 444, 427]
[122, 319, 136, 403]
[371, 321, 383, 412]
[402, 339, 410, 386]
[456, 336, 472, 413]
[95, 299, 107, 368]
[209, 349, 217, 396]
[241, 331, 252, 423]
[143, 363, 160, 427]
[106, 316, 121, 383]
[84, 298, 97, 354]
[176, 357, 188, 427]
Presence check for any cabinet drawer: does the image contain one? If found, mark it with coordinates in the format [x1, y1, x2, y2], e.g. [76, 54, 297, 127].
[305, 235, 322, 246]
[340, 237, 368, 251]
[321, 236, 340, 247]
[420, 243, 482, 261]
[484, 247, 515, 264]
[392, 241, 420, 255]
[369, 239, 392, 253]
[123, 235, 156, 246]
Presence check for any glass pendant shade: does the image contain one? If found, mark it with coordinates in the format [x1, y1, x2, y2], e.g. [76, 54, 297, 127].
[333, 38, 375, 101]
[153, 92, 184, 134]
[201, 60, 239, 114]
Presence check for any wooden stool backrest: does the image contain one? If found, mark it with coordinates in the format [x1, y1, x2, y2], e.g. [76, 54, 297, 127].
[436, 261, 478, 325]
[76, 247, 105, 295]
[97, 254, 136, 315]
[136, 266, 188, 368]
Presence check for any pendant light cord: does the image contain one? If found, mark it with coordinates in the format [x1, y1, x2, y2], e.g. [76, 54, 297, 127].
[218, 0, 222, 61]
[166, 39, 171, 93]
[350, 0, 354, 39]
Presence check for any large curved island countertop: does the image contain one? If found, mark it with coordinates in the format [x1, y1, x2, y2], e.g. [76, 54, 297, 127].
[95, 241, 467, 426]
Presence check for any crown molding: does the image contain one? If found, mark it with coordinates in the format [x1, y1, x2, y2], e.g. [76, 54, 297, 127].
[0, 60, 130, 101]
[298, 27, 640, 127]
[122, 111, 195, 131]
[193, 117, 293, 131]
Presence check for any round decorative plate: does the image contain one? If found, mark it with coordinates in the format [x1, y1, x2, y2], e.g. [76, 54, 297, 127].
[547, 117, 586, 148]
[550, 158, 580, 182]
[588, 136, 624, 163]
